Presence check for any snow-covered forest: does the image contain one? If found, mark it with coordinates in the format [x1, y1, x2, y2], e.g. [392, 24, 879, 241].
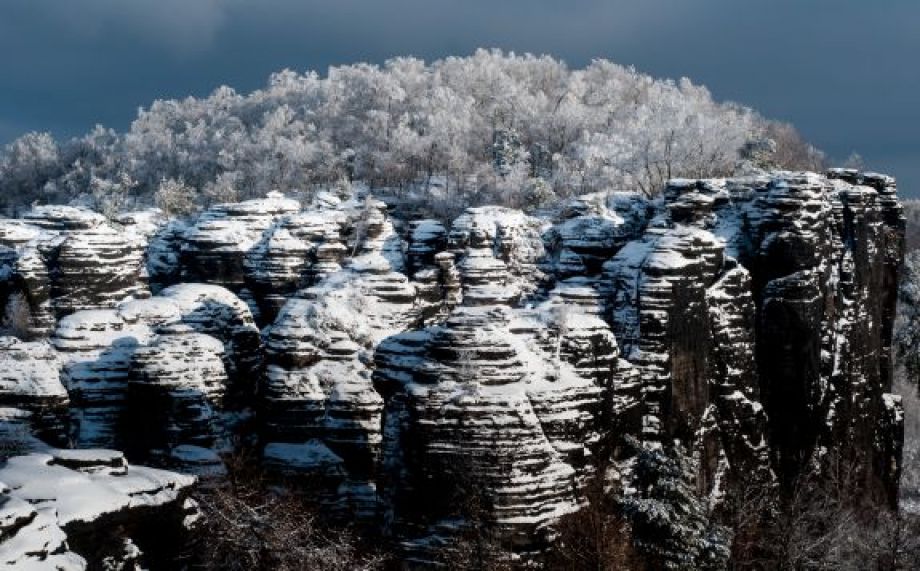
[0, 49, 823, 218]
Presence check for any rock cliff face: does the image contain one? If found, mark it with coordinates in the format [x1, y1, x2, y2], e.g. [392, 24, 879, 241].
[260, 197, 418, 519]
[0, 337, 69, 446]
[0, 206, 149, 334]
[0, 171, 905, 563]
[127, 324, 230, 475]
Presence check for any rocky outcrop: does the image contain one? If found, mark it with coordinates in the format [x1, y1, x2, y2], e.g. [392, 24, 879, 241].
[543, 192, 650, 279]
[146, 219, 189, 294]
[27, 206, 147, 316]
[0, 449, 196, 569]
[180, 192, 301, 320]
[0, 337, 69, 446]
[245, 212, 337, 322]
[448, 206, 546, 298]
[127, 324, 229, 475]
[260, 198, 417, 518]
[0, 206, 149, 335]
[0, 168, 905, 563]
[372, 223, 635, 560]
[53, 286, 256, 451]
[180, 192, 300, 286]
[603, 172, 904, 505]
[157, 283, 262, 404]
[747, 171, 904, 503]
[53, 309, 154, 448]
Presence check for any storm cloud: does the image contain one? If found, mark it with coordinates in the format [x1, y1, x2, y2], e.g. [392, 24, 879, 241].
[1, 0, 917, 193]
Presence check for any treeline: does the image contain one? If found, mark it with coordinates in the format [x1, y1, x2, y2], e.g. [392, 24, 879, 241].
[0, 49, 823, 217]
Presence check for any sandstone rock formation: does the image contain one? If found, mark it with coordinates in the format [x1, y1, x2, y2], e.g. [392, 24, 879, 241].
[260, 197, 417, 519]
[0, 206, 149, 336]
[127, 324, 229, 475]
[0, 170, 906, 564]
[0, 337, 69, 446]
[372, 220, 635, 559]
[51, 285, 256, 451]
[0, 448, 196, 569]
[180, 191, 301, 321]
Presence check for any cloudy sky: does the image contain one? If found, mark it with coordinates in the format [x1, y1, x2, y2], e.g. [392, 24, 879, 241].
[1, 0, 917, 194]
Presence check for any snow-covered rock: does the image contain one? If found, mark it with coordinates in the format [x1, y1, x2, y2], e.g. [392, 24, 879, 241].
[53, 309, 154, 448]
[372, 242, 630, 560]
[0, 207, 149, 336]
[127, 324, 229, 475]
[603, 170, 904, 505]
[260, 200, 416, 514]
[244, 210, 343, 322]
[0, 450, 195, 569]
[179, 192, 301, 319]
[0, 338, 69, 446]
[448, 206, 546, 298]
[158, 283, 262, 404]
[0, 168, 905, 561]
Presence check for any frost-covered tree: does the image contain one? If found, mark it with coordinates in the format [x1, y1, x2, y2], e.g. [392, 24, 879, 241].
[0, 50, 820, 215]
[154, 177, 197, 218]
[203, 171, 242, 206]
[619, 441, 730, 570]
[89, 171, 137, 218]
[0, 292, 33, 340]
[897, 250, 920, 383]
[0, 132, 61, 214]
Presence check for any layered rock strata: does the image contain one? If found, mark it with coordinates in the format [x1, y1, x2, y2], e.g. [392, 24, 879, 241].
[372, 226, 634, 560]
[0, 449, 196, 569]
[0, 168, 905, 563]
[127, 324, 229, 475]
[261, 198, 417, 518]
[53, 286, 256, 450]
[0, 206, 148, 335]
[604, 172, 904, 505]
[0, 337, 69, 446]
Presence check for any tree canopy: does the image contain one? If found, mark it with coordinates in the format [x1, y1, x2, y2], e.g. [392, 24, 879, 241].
[0, 49, 823, 215]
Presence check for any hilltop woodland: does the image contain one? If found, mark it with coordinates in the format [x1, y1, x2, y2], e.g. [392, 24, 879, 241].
[0, 50, 824, 221]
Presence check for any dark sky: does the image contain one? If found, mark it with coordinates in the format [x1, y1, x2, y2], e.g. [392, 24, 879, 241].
[1, 0, 917, 194]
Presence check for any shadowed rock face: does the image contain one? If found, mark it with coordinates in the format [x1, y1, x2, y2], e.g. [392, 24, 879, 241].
[0, 174, 905, 562]
[46, 286, 257, 452]
[605, 172, 905, 505]
[180, 192, 301, 291]
[127, 324, 229, 475]
[604, 180, 775, 507]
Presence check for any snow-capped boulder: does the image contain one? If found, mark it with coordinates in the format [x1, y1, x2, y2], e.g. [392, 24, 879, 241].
[0, 449, 196, 569]
[0, 479, 86, 570]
